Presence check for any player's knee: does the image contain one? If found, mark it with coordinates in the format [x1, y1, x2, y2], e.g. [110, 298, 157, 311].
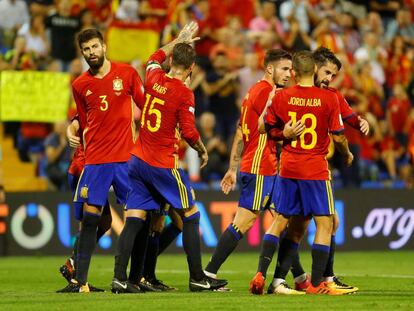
[233, 215, 257, 234]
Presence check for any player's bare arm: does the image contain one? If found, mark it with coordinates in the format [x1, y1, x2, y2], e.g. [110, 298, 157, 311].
[332, 133, 353, 167]
[221, 126, 243, 194]
[189, 138, 208, 169]
[66, 119, 80, 148]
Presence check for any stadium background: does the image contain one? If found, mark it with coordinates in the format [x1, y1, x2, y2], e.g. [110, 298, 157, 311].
[0, 0, 413, 308]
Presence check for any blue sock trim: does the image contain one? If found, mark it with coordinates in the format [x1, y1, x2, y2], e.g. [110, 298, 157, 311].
[312, 243, 330, 253]
[263, 234, 279, 245]
[284, 239, 299, 250]
[183, 211, 200, 223]
[227, 224, 242, 241]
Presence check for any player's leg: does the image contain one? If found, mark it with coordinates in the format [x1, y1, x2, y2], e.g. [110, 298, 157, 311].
[158, 208, 183, 254]
[303, 180, 350, 295]
[140, 207, 177, 292]
[154, 166, 227, 291]
[112, 158, 154, 293]
[140, 207, 181, 291]
[205, 207, 258, 277]
[205, 173, 273, 278]
[57, 165, 112, 293]
[267, 215, 310, 295]
[128, 215, 151, 289]
[59, 172, 82, 283]
[323, 211, 358, 291]
[286, 216, 311, 291]
[250, 176, 296, 295]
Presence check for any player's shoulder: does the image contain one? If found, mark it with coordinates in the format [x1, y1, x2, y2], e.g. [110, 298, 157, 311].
[112, 62, 136, 74]
[251, 80, 272, 94]
[72, 71, 90, 90]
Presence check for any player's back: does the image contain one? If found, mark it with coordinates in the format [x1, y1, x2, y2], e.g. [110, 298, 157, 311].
[133, 69, 194, 169]
[239, 80, 277, 175]
[273, 85, 343, 180]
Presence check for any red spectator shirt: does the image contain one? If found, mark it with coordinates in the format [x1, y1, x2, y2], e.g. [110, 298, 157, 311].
[387, 97, 410, 133]
[132, 50, 200, 169]
[265, 85, 344, 180]
[239, 80, 277, 176]
[72, 62, 144, 165]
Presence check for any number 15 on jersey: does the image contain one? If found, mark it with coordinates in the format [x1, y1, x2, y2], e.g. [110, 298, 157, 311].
[141, 93, 165, 132]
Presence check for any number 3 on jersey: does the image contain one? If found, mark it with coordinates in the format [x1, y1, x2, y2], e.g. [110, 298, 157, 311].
[288, 111, 317, 149]
[141, 93, 165, 132]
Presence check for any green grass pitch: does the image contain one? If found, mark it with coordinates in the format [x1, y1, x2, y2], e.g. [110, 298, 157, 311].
[0, 251, 413, 310]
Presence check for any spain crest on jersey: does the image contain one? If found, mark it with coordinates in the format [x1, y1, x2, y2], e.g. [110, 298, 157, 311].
[113, 77, 123, 91]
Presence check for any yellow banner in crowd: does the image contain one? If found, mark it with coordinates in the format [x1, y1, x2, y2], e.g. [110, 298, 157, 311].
[106, 24, 160, 63]
[0, 71, 70, 122]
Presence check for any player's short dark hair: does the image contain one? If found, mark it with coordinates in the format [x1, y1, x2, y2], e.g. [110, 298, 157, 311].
[264, 49, 292, 67]
[172, 43, 196, 69]
[77, 28, 104, 48]
[313, 47, 342, 71]
[292, 50, 315, 77]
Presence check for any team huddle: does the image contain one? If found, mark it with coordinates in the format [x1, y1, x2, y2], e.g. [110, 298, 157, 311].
[57, 21, 369, 296]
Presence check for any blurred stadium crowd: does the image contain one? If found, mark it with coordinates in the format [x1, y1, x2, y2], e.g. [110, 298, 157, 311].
[1, 0, 414, 190]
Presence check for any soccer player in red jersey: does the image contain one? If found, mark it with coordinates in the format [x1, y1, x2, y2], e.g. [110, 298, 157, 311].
[58, 28, 145, 293]
[112, 22, 227, 293]
[271, 48, 368, 293]
[58, 118, 111, 292]
[203, 49, 304, 289]
[251, 51, 354, 296]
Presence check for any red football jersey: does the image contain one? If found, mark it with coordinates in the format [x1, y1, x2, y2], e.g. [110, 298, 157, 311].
[132, 50, 200, 168]
[72, 62, 144, 165]
[265, 85, 344, 180]
[239, 80, 277, 176]
[326, 87, 354, 120]
[68, 145, 85, 176]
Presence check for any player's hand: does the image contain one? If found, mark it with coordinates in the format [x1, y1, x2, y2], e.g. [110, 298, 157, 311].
[344, 151, 354, 167]
[359, 117, 369, 136]
[178, 21, 200, 44]
[283, 120, 305, 139]
[66, 122, 80, 148]
[199, 151, 208, 169]
[221, 170, 237, 195]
